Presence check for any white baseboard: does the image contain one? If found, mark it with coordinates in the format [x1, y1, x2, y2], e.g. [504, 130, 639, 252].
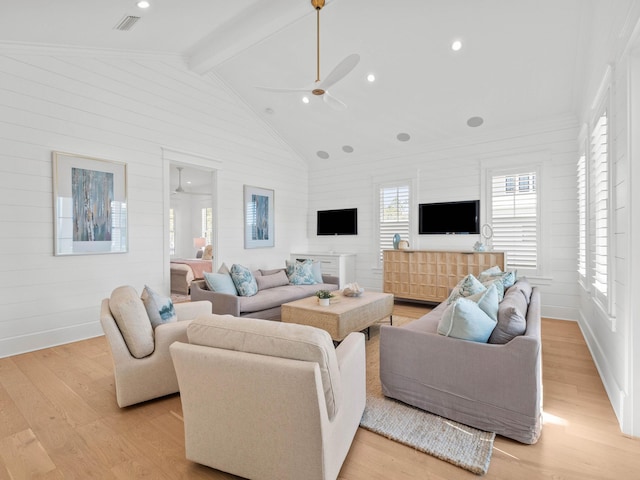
[0, 322, 104, 359]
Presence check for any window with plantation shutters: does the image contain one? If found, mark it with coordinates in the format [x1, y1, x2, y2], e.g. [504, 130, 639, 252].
[489, 171, 538, 271]
[201, 207, 213, 245]
[577, 153, 587, 281]
[590, 107, 609, 304]
[111, 201, 127, 253]
[169, 208, 176, 255]
[378, 183, 410, 263]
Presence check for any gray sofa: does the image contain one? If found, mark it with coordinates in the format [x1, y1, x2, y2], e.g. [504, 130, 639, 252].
[190, 268, 339, 320]
[379, 279, 542, 444]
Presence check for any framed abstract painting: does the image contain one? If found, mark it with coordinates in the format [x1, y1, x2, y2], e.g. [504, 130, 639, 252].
[52, 151, 128, 255]
[243, 185, 274, 249]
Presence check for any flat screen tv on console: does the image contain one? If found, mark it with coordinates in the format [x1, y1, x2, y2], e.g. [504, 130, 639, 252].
[317, 208, 358, 235]
[418, 200, 480, 235]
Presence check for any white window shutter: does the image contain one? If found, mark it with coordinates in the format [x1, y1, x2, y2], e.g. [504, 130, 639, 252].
[577, 154, 587, 280]
[490, 172, 538, 270]
[590, 109, 609, 301]
[379, 184, 410, 262]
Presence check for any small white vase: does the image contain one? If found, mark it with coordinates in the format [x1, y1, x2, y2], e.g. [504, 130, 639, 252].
[319, 298, 330, 306]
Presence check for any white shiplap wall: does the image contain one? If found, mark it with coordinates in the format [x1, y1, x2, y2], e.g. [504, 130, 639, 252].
[0, 50, 308, 358]
[306, 117, 580, 321]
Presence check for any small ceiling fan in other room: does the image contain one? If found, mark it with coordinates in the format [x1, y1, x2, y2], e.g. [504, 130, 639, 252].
[257, 0, 360, 111]
[171, 166, 208, 196]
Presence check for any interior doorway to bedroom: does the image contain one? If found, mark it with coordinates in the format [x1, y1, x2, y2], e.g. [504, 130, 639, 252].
[163, 149, 220, 299]
[169, 163, 215, 259]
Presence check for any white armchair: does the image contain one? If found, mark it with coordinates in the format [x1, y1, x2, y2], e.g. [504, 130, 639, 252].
[99, 286, 211, 407]
[170, 314, 366, 480]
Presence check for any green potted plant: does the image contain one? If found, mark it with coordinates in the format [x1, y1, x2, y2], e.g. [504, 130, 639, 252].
[315, 289, 334, 306]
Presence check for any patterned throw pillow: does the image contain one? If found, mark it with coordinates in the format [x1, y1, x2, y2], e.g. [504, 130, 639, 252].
[482, 278, 505, 302]
[479, 266, 517, 290]
[230, 264, 258, 296]
[447, 274, 487, 304]
[307, 260, 324, 283]
[285, 259, 317, 285]
[141, 285, 177, 329]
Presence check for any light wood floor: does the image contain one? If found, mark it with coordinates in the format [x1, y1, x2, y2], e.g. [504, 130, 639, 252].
[1, 302, 638, 479]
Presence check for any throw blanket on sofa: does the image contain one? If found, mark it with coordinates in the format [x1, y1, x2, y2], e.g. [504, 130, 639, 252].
[171, 259, 213, 280]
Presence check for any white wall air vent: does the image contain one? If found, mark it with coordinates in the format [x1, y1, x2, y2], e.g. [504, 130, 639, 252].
[114, 16, 140, 31]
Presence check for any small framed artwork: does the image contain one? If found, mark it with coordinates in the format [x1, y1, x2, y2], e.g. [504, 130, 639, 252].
[52, 151, 128, 255]
[243, 185, 274, 248]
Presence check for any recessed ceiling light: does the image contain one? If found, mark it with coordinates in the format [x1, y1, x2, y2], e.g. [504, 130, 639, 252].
[451, 40, 462, 51]
[302, 96, 310, 104]
[467, 116, 484, 127]
[264, 107, 274, 115]
[317, 151, 330, 159]
[137, 1, 150, 8]
[367, 74, 376, 83]
[342, 145, 354, 153]
[396, 132, 411, 142]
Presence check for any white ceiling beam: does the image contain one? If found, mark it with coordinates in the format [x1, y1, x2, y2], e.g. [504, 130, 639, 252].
[187, 0, 334, 75]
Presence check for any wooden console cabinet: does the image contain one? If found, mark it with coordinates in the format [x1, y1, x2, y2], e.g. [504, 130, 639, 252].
[383, 250, 505, 303]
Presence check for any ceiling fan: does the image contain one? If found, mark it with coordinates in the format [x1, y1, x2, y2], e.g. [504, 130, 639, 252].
[172, 166, 186, 195]
[172, 166, 208, 196]
[257, 0, 360, 111]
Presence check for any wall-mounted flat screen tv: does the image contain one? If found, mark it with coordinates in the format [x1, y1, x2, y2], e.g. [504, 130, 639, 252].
[317, 208, 358, 235]
[418, 200, 480, 234]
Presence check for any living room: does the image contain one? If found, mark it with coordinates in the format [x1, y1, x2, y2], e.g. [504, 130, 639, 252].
[1, 0, 640, 477]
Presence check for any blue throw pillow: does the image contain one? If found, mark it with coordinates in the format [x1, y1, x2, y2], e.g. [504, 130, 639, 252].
[467, 283, 499, 322]
[437, 297, 497, 343]
[141, 285, 177, 329]
[230, 264, 258, 296]
[286, 259, 317, 285]
[203, 271, 238, 295]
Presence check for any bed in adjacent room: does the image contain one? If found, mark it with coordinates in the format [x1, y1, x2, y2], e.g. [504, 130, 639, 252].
[170, 259, 213, 294]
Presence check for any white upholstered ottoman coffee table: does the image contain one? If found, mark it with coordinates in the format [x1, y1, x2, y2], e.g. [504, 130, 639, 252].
[281, 291, 394, 341]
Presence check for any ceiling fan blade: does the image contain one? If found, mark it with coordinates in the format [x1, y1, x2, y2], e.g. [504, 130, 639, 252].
[323, 91, 347, 111]
[256, 85, 310, 93]
[317, 53, 360, 90]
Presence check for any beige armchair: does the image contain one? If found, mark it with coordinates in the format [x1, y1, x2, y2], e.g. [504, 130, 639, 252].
[170, 314, 366, 480]
[99, 286, 211, 407]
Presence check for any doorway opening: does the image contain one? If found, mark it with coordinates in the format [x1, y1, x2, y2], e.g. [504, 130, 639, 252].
[162, 148, 220, 298]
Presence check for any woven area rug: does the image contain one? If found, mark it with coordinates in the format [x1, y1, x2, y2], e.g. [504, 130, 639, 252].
[361, 315, 495, 476]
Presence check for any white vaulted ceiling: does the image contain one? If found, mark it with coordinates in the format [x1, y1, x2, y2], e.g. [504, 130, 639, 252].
[1, 0, 634, 162]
